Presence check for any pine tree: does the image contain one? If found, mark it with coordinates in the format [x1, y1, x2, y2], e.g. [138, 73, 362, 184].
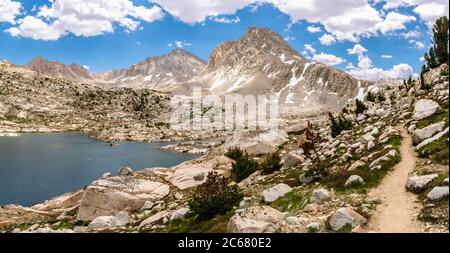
[420, 65, 430, 90]
[328, 112, 340, 138]
[425, 48, 439, 69]
[367, 91, 376, 102]
[355, 99, 367, 114]
[433, 16, 449, 65]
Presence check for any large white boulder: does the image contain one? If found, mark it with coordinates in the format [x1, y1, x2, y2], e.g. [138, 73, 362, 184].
[412, 122, 446, 145]
[329, 208, 367, 231]
[170, 208, 191, 221]
[221, 130, 288, 156]
[283, 151, 304, 168]
[262, 184, 293, 203]
[345, 175, 365, 187]
[406, 174, 439, 192]
[87, 216, 114, 231]
[227, 206, 284, 233]
[427, 187, 449, 201]
[110, 211, 131, 227]
[139, 211, 170, 229]
[76, 177, 170, 221]
[310, 188, 331, 204]
[413, 99, 440, 120]
[416, 127, 449, 150]
[159, 156, 233, 190]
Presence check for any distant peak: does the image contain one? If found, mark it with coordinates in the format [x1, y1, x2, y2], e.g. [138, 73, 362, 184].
[246, 27, 275, 36]
[31, 56, 47, 62]
[169, 48, 190, 55]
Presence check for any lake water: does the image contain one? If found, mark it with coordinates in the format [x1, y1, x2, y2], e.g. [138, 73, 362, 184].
[0, 133, 199, 207]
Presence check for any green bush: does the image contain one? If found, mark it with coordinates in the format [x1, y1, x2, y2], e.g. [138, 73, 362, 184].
[224, 147, 244, 160]
[355, 99, 367, 114]
[329, 112, 353, 138]
[261, 153, 282, 174]
[231, 154, 260, 182]
[367, 92, 376, 102]
[188, 172, 242, 221]
[377, 93, 386, 102]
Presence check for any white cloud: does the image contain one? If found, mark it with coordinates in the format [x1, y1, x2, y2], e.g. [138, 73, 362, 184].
[347, 63, 416, 80]
[6, 16, 65, 41]
[381, 0, 449, 27]
[0, 0, 21, 24]
[384, 63, 417, 79]
[153, 0, 432, 42]
[212, 16, 240, 23]
[319, 34, 336, 45]
[307, 26, 321, 33]
[83, 65, 90, 70]
[346, 46, 417, 81]
[312, 52, 346, 66]
[152, 0, 254, 24]
[302, 43, 345, 66]
[6, 0, 164, 40]
[401, 30, 421, 38]
[303, 44, 316, 56]
[153, 0, 383, 42]
[170, 40, 192, 48]
[284, 36, 295, 41]
[347, 44, 368, 56]
[381, 54, 393, 59]
[413, 1, 449, 27]
[409, 39, 425, 49]
[375, 11, 416, 34]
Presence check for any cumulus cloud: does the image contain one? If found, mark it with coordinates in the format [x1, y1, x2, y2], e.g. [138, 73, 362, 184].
[401, 30, 421, 39]
[6, 0, 164, 40]
[284, 36, 295, 41]
[381, 54, 393, 59]
[304, 44, 316, 54]
[346, 46, 416, 81]
[152, 0, 254, 24]
[312, 53, 346, 66]
[381, 0, 449, 27]
[348, 63, 416, 80]
[168, 40, 192, 48]
[412, 1, 449, 27]
[152, 0, 383, 42]
[212, 16, 240, 23]
[307, 26, 321, 33]
[301, 44, 345, 66]
[319, 34, 336, 45]
[153, 0, 433, 42]
[347, 44, 368, 56]
[375, 11, 416, 34]
[409, 39, 425, 49]
[0, 0, 21, 24]
[6, 16, 64, 41]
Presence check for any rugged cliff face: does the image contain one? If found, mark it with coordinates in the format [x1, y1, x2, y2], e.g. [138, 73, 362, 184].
[172, 27, 368, 115]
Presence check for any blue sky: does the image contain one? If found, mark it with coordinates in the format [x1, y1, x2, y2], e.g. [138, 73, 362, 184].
[0, 0, 448, 80]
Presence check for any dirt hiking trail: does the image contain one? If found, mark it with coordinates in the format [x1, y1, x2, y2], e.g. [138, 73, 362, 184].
[363, 127, 424, 233]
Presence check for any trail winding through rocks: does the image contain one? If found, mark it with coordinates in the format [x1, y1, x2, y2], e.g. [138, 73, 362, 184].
[363, 127, 424, 233]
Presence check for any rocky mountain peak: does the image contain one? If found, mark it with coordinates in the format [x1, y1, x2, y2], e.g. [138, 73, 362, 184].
[25, 56, 92, 82]
[96, 49, 207, 90]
